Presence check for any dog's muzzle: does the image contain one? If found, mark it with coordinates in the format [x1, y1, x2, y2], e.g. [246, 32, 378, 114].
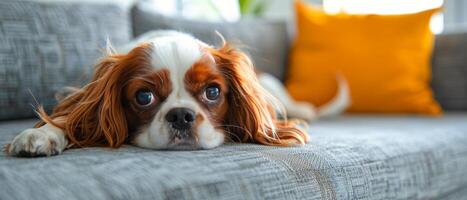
[164, 107, 200, 149]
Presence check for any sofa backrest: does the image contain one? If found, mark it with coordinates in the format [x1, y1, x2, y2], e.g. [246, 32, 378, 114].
[0, 0, 131, 120]
[131, 5, 290, 81]
[0, 3, 465, 121]
[132, 4, 467, 111]
[432, 32, 467, 110]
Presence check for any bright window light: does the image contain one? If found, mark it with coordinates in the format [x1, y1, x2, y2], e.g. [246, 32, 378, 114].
[322, 0, 444, 34]
[143, 0, 240, 22]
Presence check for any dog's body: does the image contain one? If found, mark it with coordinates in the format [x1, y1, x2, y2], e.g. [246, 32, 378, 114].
[5, 31, 348, 157]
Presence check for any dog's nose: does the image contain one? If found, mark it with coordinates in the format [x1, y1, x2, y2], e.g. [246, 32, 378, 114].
[165, 108, 196, 130]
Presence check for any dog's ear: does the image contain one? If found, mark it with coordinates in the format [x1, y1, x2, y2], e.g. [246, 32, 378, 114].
[209, 43, 309, 146]
[38, 44, 152, 148]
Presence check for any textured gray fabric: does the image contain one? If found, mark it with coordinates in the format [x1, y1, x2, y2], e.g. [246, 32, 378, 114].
[1, 114, 467, 199]
[131, 5, 290, 80]
[432, 32, 467, 110]
[444, 186, 467, 200]
[0, 0, 131, 120]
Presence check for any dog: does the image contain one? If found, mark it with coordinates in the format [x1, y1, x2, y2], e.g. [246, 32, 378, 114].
[4, 31, 348, 157]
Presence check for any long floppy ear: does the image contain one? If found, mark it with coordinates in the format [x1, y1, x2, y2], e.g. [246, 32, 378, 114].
[209, 43, 309, 146]
[37, 45, 150, 148]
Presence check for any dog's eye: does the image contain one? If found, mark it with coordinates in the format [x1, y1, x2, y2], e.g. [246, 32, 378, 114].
[135, 90, 155, 107]
[204, 85, 220, 101]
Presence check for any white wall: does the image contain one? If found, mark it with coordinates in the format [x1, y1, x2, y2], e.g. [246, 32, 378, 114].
[444, 0, 467, 32]
[262, 0, 321, 20]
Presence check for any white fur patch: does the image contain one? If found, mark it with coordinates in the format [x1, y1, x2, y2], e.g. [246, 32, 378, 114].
[197, 120, 225, 149]
[258, 73, 317, 121]
[7, 124, 67, 157]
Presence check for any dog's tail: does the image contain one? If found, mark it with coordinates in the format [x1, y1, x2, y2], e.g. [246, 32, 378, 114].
[316, 75, 351, 118]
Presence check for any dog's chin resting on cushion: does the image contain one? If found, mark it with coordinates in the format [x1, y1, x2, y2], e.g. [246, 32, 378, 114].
[4, 31, 348, 157]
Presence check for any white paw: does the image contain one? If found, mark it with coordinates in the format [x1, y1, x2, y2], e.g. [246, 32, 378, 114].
[5, 128, 66, 157]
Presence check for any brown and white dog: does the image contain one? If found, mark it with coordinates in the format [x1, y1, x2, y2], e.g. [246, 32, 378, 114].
[5, 31, 348, 157]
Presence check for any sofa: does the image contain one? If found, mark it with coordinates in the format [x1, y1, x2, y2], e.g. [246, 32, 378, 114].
[1, 1, 466, 199]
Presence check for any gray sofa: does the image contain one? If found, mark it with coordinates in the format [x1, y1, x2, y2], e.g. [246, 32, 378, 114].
[1, 1, 467, 200]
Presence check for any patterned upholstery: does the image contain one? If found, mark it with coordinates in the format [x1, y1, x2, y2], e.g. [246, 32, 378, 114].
[1, 114, 467, 199]
[0, 0, 131, 120]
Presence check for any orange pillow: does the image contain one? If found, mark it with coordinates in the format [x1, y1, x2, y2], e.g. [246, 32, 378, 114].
[286, 1, 442, 115]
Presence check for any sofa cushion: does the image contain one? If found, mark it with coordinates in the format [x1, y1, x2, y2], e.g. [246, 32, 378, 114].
[0, 0, 131, 120]
[432, 32, 467, 110]
[131, 4, 290, 80]
[1, 114, 467, 199]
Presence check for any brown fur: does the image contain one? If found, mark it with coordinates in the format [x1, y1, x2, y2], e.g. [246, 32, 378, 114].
[208, 43, 309, 146]
[37, 44, 155, 148]
[122, 68, 172, 143]
[184, 53, 229, 126]
[35, 41, 309, 149]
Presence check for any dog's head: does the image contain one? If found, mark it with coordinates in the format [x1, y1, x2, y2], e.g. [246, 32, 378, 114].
[41, 33, 308, 150]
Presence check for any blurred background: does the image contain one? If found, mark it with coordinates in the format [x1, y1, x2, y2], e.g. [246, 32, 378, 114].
[140, 0, 467, 34]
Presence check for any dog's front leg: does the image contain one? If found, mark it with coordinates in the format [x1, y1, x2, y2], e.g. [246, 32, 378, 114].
[4, 119, 68, 157]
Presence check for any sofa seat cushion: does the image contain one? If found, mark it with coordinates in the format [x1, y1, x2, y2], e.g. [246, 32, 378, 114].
[1, 114, 467, 199]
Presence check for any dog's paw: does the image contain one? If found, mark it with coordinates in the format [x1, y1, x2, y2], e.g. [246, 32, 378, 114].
[5, 128, 65, 157]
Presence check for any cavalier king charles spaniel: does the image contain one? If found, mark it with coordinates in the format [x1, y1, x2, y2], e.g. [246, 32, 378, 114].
[5, 31, 348, 157]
